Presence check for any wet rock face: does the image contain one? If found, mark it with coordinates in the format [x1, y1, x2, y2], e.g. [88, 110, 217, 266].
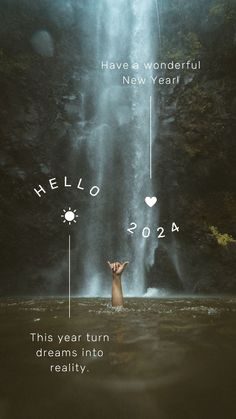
[154, 0, 236, 294]
[0, 0, 83, 295]
[150, 246, 184, 293]
[0, 0, 236, 295]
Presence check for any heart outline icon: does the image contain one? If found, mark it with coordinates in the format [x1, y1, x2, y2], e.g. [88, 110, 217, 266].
[145, 196, 157, 207]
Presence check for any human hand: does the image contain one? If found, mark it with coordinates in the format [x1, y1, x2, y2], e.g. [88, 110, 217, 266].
[107, 261, 129, 276]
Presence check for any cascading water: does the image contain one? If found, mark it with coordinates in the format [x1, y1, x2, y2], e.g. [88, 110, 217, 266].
[76, 0, 162, 296]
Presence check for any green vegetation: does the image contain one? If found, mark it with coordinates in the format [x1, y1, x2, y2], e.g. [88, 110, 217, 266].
[0, 49, 40, 75]
[163, 31, 202, 62]
[209, 4, 224, 16]
[209, 2, 236, 22]
[209, 226, 236, 247]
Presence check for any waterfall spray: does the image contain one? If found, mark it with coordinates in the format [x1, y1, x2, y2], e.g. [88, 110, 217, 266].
[77, 0, 162, 296]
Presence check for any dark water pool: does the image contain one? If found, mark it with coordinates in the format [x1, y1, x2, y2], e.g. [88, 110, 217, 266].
[0, 297, 236, 419]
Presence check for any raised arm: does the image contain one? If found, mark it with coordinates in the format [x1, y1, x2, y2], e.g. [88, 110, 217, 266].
[107, 261, 129, 307]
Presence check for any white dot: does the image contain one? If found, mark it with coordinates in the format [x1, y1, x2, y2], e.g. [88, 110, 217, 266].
[65, 211, 75, 222]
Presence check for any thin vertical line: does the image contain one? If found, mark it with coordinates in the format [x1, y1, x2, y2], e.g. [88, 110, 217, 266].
[155, 0, 162, 50]
[68, 234, 71, 319]
[149, 95, 152, 180]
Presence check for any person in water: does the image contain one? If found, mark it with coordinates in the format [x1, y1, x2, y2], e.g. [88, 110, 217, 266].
[107, 261, 129, 307]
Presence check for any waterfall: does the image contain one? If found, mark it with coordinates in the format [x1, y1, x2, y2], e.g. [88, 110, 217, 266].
[76, 0, 162, 297]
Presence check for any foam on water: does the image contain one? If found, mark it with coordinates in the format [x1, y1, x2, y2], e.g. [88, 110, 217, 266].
[143, 287, 169, 298]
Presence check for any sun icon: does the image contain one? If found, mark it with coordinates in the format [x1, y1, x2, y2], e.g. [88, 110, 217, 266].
[61, 207, 78, 225]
